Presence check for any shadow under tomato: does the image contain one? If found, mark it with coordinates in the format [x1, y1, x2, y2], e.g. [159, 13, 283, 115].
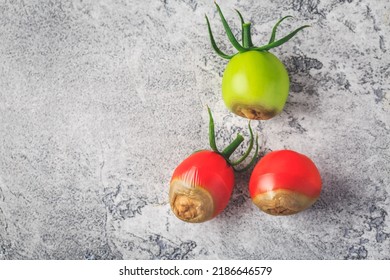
[282, 54, 324, 115]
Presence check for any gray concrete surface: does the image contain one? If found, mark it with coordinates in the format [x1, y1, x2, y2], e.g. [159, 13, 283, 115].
[0, 0, 389, 259]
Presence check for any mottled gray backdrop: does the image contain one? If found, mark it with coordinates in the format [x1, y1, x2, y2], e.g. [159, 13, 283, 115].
[0, 0, 389, 259]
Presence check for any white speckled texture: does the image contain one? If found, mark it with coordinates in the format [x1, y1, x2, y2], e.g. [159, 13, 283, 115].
[0, 0, 389, 259]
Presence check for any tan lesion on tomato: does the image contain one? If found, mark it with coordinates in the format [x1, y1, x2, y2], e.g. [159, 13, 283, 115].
[233, 104, 279, 120]
[252, 189, 318, 215]
[169, 180, 214, 223]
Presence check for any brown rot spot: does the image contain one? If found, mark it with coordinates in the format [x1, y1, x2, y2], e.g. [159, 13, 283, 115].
[233, 104, 279, 120]
[169, 180, 214, 223]
[173, 195, 203, 220]
[252, 189, 318, 216]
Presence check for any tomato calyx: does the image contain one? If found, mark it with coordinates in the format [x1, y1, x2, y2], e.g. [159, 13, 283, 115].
[205, 2, 310, 59]
[207, 106, 259, 172]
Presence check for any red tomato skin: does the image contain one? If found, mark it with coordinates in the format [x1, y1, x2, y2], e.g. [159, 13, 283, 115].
[249, 150, 322, 199]
[171, 150, 234, 217]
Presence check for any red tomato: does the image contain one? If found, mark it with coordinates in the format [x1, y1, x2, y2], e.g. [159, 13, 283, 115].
[170, 150, 234, 223]
[249, 150, 322, 215]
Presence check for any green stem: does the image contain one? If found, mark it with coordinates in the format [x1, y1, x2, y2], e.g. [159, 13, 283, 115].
[221, 134, 244, 159]
[242, 23, 253, 49]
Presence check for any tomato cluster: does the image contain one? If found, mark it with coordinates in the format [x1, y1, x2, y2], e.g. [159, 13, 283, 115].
[169, 3, 322, 223]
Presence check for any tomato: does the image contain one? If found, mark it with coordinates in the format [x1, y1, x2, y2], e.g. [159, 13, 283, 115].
[170, 151, 234, 223]
[249, 150, 322, 215]
[222, 51, 289, 120]
[206, 3, 309, 120]
[169, 107, 259, 223]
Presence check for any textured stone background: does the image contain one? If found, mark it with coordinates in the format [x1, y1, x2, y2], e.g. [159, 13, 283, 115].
[0, 0, 389, 260]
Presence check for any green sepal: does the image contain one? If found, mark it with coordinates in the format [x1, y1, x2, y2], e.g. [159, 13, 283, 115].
[206, 107, 261, 171]
[230, 121, 254, 166]
[253, 25, 310, 52]
[235, 9, 245, 45]
[215, 2, 247, 53]
[233, 134, 260, 173]
[206, 4, 309, 58]
[268, 15, 294, 44]
[205, 15, 234, 59]
[207, 106, 219, 153]
[235, 9, 245, 26]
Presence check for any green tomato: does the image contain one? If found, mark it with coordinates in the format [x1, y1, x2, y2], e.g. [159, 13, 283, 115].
[222, 50, 289, 120]
[206, 4, 308, 119]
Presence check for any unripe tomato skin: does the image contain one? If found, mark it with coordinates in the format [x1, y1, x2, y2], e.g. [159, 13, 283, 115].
[249, 150, 322, 215]
[222, 51, 289, 120]
[169, 150, 234, 223]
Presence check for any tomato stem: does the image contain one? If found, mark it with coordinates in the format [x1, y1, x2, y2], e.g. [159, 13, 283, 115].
[242, 23, 253, 48]
[221, 134, 244, 159]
